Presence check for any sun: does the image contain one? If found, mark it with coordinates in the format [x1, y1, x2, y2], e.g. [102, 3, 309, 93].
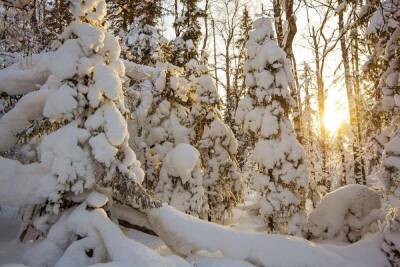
[323, 103, 348, 133]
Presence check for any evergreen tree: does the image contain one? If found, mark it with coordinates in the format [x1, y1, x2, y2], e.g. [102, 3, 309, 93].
[107, 0, 162, 32]
[188, 75, 244, 223]
[124, 16, 164, 66]
[235, 17, 308, 235]
[233, 5, 253, 170]
[121, 0, 164, 65]
[128, 64, 211, 217]
[381, 207, 400, 266]
[129, 65, 192, 190]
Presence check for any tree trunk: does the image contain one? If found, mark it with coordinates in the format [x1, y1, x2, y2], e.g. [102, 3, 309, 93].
[338, 2, 366, 185]
[312, 27, 330, 193]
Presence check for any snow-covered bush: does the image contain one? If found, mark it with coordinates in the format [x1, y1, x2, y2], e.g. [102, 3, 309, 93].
[188, 75, 244, 223]
[307, 184, 382, 242]
[235, 17, 308, 235]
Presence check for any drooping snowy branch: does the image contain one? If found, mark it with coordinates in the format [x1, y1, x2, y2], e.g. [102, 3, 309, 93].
[0, 89, 48, 152]
[0, 156, 56, 206]
[0, 53, 51, 95]
[123, 60, 157, 81]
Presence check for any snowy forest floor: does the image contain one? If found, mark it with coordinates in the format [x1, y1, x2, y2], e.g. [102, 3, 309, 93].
[0, 194, 384, 267]
[0, 203, 263, 266]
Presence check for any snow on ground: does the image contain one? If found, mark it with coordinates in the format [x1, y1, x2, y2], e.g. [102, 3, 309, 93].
[0, 199, 389, 267]
[0, 214, 27, 265]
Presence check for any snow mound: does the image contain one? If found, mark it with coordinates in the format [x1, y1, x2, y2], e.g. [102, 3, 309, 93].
[307, 184, 382, 242]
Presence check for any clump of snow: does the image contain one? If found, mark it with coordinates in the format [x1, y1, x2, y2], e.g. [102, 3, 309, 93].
[161, 143, 200, 183]
[0, 89, 49, 152]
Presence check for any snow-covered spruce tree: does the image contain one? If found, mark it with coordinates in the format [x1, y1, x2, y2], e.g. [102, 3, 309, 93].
[0, 0, 166, 265]
[130, 65, 191, 190]
[128, 64, 207, 216]
[107, 0, 162, 32]
[235, 17, 308, 235]
[364, 0, 400, 204]
[188, 75, 244, 223]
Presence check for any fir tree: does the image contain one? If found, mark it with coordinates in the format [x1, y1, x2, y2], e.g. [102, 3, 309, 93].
[235, 17, 308, 236]
[233, 5, 253, 170]
[2, 1, 160, 264]
[107, 0, 162, 32]
[130, 65, 192, 190]
[122, 0, 164, 65]
[381, 207, 400, 266]
[155, 142, 206, 217]
[188, 75, 244, 223]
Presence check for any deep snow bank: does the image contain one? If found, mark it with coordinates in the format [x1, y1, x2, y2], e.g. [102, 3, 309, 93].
[148, 206, 352, 267]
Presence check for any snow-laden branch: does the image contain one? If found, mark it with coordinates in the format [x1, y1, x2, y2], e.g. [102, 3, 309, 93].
[0, 53, 51, 95]
[0, 89, 49, 152]
[148, 206, 351, 267]
[0, 156, 56, 206]
[90, 209, 190, 267]
[0, 55, 154, 96]
[123, 60, 157, 81]
[0, 0, 33, 9]
[24, 205, 190, 267]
